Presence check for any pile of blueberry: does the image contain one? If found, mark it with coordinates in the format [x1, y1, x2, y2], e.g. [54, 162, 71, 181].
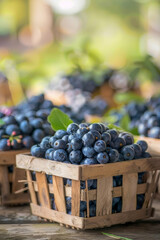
[0, 94, 55, 151]
[138, 97, 160, 138]
[31, 122, 150, 217]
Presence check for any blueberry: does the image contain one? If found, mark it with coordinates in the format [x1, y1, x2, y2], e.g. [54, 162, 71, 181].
[118, 153, 124, 162]
[121, 133, 134, 145]
[138, 123, 148, 136]
[147, 116, 159, 129]
[82, 147, 96, 158]
[67, 123, 79, 135]
[142, 152, 151, 158]
[132, 144, 142, 159]
[108, 149, 119, 162]
[121, 146, 135, 160]
[113, 178, 117, 187]
[79, 123, 88, 128]
[49, 136, 57, 147]
[81, 180, 93, 189]
[6, 124, 21, 136]
[32, 129, 45, 143]
[97, 152, 109, 164]
[148, 126, 160, 138]
[137, 194, 144, 209]
[137, 140, 148, 152]
[114, 175, 122, 186]
[66, 179, 72, 186]
[82, 132, 95, 146]
[22, 136, 34, 149]
[102, 132, 111, 144]
[94, 140, 106, 153]
[0, 139, 10, 151]
[0, 129, 5, 138]
[69, 150, 82, 164]
[66, 197, 71, 211]
[40, 138, 51, 150]
[138, 172, 145, 184]
[47, 174, 53, 184]
[45, 148, 54, 159]
[76, 127, 89, 138]
[54, 139, 66, 150]
[90, 179, 97, 189]
[68, 134, 75, 142]
[107, 129, 118, 141]
[71, 138, 82, 150]
[80, 158, 98, 165]
[42, 123, 54, 135]
[116, 198, 122, 212]
[15, 115, 27, 123]
[113, 137, 126, 150]
[89, 123, 102, 133]
[30, 118, 43, 128]
[112, 197, 120, 207]
[89, 130, 101, 140]
[99, 123, 107, 132]
[54, 149, 68, 162]
[55, 130, 67, 139]
[80, 201, 87, 212]
[66, 143, 72, 153]
[62, 135, 69, 143]
[3, 115, 17, 125]
[20, 120, 33, 134]
[31, 145, 45, 158]
[89, 204, 96, 217]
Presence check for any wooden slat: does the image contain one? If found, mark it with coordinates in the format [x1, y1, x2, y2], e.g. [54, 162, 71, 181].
[143, 170, 159, 209]
[2, 193, 29, 205]
[71, 180, 80, 216]
[17, 154, 160, 180]
[12, 167, 26, 193]
[31, 203, 84, 229]
[17, 154, 81, 180]
[27, 170, 37, 204]
[96, 177, 112, 216]
[33, 182, 147, 200]
[0, 149, 28, 165]
[84, 208, 153, 229]
[0, 166, 10, 197]
[52, 176, 66, 213]
[122, 173, 138, 212]
[36, 172, 51, 208]
[81, 157, 160, 180]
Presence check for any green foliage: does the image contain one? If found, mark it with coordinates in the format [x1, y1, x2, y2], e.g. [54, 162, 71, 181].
[0, 119, 5, 126]
[114, 92, 144, 104]
[48, 108, 73, 131]
[102, 232, 132, 240]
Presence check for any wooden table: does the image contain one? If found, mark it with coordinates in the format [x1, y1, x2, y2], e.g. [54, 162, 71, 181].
[0, 199, 160, 240]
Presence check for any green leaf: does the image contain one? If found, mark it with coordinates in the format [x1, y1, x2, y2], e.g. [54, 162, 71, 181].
[107, 123, 124, 132]
[102, 232, 133, 240]
[0, 119, 5, 126]
[114, 92, 144, 104]
[119, 114, 130, 131]
[47, 108, 73, 131]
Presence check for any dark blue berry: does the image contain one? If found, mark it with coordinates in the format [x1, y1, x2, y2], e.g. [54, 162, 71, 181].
[97, 152, 109, 164]
[82, 132, 95, 146]
[54, 149, 68, 162]
[67, 123, 79, 135]
[69, 150, 82, 164]
[71, 138, 82, 150]
[108, 149, 119, 162]
[121, 146, 135, 160]
[54, 139, 66, 150]
[94, 140, 106, 153]
[82, 147, 96, 158]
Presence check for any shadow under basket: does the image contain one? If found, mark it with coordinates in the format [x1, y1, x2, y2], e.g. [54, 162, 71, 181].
[16, 153, 160, 230]
[0, 150, 30, 205]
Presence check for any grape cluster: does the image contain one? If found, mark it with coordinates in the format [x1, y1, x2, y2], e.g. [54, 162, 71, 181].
[31, 123, 150, 216]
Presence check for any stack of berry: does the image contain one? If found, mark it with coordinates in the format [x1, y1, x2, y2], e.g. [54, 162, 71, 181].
[31, 122, 150, 216]
[0, 94, 55, 151]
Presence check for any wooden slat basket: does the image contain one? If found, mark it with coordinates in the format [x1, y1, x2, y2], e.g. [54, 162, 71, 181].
[0, 150, 30, 205]
[16, 153, 160, 230]
[138, 136, 160, 198]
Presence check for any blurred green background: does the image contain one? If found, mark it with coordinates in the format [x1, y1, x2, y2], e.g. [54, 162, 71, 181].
[0, 0, 160, 104]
